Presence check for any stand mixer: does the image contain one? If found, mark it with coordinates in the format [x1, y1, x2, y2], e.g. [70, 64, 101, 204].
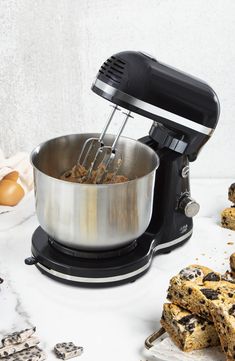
[25, 51, 220, 286]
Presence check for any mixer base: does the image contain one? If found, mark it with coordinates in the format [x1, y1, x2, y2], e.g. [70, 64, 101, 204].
[25, 227, 192, 286]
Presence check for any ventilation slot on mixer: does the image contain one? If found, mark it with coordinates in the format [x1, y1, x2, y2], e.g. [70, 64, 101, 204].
[98, 56, 126, 83]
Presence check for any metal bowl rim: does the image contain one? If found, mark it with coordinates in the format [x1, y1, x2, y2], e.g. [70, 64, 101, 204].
[30, 133, 160, 188]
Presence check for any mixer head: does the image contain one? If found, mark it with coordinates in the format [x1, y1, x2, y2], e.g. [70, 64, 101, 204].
[91, 51, 220, 161]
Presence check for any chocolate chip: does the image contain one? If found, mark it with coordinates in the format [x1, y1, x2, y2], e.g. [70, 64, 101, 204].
[228, 293, 233, 298]
[188, 288, 192, 295]
[224, 346, 228, 352]
[199, 299, 206, 304]
[228, 304, 235, 316]
[203, 272, 220, 282]
[200, 288, 219, 300]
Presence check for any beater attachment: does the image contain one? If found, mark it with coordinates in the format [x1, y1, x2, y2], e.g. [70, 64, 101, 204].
[77, 105, 133, 183]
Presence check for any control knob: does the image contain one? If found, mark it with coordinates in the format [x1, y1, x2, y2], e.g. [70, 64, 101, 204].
[179, 195, 200, 218]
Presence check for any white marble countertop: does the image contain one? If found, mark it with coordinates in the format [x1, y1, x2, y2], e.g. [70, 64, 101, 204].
[0, 178, 234, 361]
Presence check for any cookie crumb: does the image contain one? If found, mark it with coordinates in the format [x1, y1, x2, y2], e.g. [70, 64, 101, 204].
[227, 242, 234, 245]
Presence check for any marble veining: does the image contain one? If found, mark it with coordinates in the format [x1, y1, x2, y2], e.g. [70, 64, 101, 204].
[0, 272, 33, 340]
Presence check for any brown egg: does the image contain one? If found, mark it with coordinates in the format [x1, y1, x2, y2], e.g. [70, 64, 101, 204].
[0, 179, 25, 206]
[3, 171, 19, 182]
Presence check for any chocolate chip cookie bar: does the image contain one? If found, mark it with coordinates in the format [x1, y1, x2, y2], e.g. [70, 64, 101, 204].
[167, 265, 235, 320]
[221, 207, 235, 231]
[160, 303, 219, 352]
[210, 301, 235, 361]
[54, 342, 83, 360]
[229, 183, 235, 204]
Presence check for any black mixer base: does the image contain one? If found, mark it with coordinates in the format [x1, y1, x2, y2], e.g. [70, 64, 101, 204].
[26, 227, 192, 286]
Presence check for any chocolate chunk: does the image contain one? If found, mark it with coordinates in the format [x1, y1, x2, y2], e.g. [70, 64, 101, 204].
[200, 288, 219, 300]
[0, 277, 3, 284]
[167, 293, 172, 300]
[203, 272, 220, 282]
[178, 314, 197, 332]
[228, 304, 235, 316]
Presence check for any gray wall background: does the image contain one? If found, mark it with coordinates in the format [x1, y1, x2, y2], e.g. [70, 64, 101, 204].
[0, 0, 234, 177]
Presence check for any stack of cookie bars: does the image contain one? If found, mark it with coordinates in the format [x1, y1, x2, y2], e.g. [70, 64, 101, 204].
[161, 262, 235, 360]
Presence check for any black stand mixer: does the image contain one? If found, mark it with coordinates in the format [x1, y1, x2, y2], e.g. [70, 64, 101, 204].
[25, 51, 220, 286]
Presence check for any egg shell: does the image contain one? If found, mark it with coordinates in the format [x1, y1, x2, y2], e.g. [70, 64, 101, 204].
[0, 179, 25, 206]
[3, 171, 19, 182]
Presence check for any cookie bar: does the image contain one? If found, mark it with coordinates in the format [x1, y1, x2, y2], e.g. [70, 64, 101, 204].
[1, 346, 46, 361]
[210, 301, 235, 361]
[160, 303, 219, 352]
[2, 327, 36, 346]
[230, 253, 235, 278]
[54, 342, 83, 360]
[229, 183, 235, 204]
[221, 208, 235, 231]
[0, 336, 39, 358]
[167, 265, 235, 320]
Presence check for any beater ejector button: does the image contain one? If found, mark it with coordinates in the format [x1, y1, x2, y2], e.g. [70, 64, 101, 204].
[181, 165, 190, 178]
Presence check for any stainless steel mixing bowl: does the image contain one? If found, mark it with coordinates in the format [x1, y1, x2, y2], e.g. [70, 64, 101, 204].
[31, 133, 159, 250]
